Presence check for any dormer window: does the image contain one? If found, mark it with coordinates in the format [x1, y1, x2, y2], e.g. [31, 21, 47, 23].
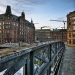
[16, 19, 18, 21]
[12, 18, 14, 21]
[7, 15, 9, 19]
[1, 17, 3, 20]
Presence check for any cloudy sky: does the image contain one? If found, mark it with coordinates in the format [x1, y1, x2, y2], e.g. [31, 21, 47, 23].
[0, 0, 75, 29]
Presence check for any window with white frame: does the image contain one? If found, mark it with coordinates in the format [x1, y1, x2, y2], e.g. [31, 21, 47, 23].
[3, 26, 4, 29]
[6, 25, 10, 28]
[72, 21, 75, 24]
[6, 22, 10, 24]
[7, 30, 10, 33]
[73, 26, 75, 30]
[0, 22, 1, 25]
[72, 16, 75, 20]
[0, 26, 1, 29]
[0, 31, 1, 33]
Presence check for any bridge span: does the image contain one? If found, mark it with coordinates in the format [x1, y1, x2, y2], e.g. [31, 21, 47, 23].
[0, 41, 65, 75]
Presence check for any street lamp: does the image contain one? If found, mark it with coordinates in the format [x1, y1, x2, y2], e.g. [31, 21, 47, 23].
[34, 23, 39, 43]
[61, 27, 64, 42]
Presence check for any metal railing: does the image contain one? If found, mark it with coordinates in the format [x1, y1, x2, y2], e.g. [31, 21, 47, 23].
[0, 41, 65, 75]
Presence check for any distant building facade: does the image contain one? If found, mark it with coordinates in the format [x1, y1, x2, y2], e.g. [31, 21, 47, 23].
[67, 11, 75, 46]
[25, 19, 35, 43]
[50, 29, 67, 42]
[35, 29, 67, 42]
[35, 29, 51, 42]
[0, 5, 35, 44]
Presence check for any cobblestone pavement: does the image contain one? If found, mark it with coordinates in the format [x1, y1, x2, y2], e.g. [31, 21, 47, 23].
[58, 46, 75, 75]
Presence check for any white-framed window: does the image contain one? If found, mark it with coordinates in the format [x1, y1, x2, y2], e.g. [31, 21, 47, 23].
[7, 30, 10, 33]
[0, 31, 1, 33]
[0, 22, 1, 25]
[20, 28, 21, 31]
[3, 26, 4, 29]
[7, 15, 9, 19]
[73, 26, 75, 30]
[72, 21, 75, 24]
[17, 24, 18, 26]
[6, 25, 10, 28]
[20, 32, 21, 34]
[20, 20, 21, 22]
[6, 22, 10, 24]
[3, 22, 4, 25]
[0, 26, 1, 29]
[72, 16, 75, 20]
[14, 23, 16, 26]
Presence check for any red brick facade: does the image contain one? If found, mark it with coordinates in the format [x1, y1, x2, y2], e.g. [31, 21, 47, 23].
[35, 29, 67, 42]
[50, 29, 67, 42]
[67, 11, 75, 46]
[0, 5, 35, 44]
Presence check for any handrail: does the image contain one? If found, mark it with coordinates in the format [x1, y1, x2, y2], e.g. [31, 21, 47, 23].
[0, 41, 65, 75]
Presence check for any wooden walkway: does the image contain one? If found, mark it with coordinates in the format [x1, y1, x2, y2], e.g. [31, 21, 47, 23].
[58, 46, 75, 75]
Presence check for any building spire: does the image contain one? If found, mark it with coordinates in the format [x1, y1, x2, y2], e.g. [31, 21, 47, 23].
[31, 18, 33, 23]
[21, 11, 25, 18]
[5, 5, 12, 15]
[31, 18, 34, 27]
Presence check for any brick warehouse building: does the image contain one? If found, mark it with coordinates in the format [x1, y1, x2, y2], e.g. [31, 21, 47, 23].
[35, 29, 51, 42]
[0, 5, 35, 44]
[35, 29, 67, 43]
[50, 29, 67, 42]
[67, 11, 75, 46]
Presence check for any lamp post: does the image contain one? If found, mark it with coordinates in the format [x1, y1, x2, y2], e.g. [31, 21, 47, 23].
[34, 23, 39, 43]
[61, 27, 64, 42]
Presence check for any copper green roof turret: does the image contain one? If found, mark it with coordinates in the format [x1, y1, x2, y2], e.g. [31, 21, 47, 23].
[5, 5, 12, 15]
[31, 18, 34, 27]
[31, 18, 33, 23]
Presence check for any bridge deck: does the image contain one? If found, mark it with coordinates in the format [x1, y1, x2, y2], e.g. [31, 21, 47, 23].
[58, 46, 75, 75]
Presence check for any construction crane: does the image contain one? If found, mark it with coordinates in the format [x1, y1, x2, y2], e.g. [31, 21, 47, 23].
[50, 20, 67, 29]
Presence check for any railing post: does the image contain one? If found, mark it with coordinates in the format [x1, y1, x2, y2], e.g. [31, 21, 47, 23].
[47, 44, 51, 75]
[23, 64, 27, 75]
[30, 51, 34, 75]
[55, 42, 57, 53]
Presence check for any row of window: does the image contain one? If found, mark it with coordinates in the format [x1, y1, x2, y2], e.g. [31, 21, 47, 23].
[0, 16, 18, 21]
[68, 39, 75, 44]
[0, 30, 18, 34]
[0, 22, 4, 25]
[69, 16, 75, 20]
[0, 25, 19, 29]
[20, 32, 25, 35]
[0, 22, 19, 26]
[0, 26, 4, 29]
[69, 33, 75, 37]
